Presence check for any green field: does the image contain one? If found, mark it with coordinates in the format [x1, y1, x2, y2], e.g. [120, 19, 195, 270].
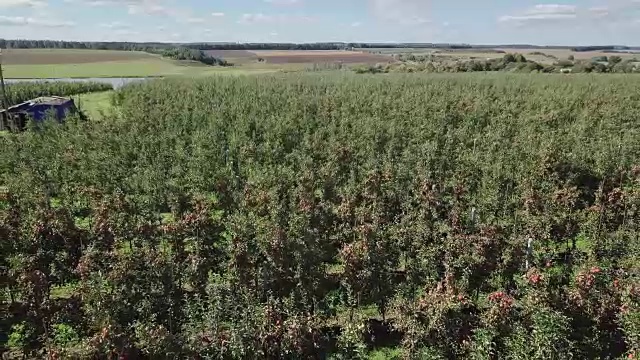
[4, 59, 185, 78]
[73, 91, 115, 119]
[3, 59, 279, 79]
[2, 49, 280, 78]
[2, 73, 640, 359]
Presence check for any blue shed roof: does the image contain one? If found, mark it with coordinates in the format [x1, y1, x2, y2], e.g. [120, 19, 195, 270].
[1, 96, 77, 122]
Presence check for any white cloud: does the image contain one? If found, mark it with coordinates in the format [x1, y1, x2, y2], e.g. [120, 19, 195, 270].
[499, 4, 578, 23]
[238, 13, 313, 24]
[529, 4, 577, 14]
[185, 17, 204, 23]
[351, 21, 362, 27]
[0, 15, 74, 27]
[62, 0, 112, 5]
[370, 0, 431, 25]
[238, 13, 272, 24]
[498, 2, 640, 26]
[588, 6, 610, 18]
[127, 3, 170, 16]
[211, 12, 224, 17]
[264, 0, 301, 5]
[498, 4, 578, 23]
[66, 0, 178, 17]
[499, 14, 576, 22]
[0, 0, 46, 7]
[64, 0, 149, 6]
[99, 21, 129, 29]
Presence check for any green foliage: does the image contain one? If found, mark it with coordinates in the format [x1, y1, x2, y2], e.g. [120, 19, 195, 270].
[368, 347, 403, 360]
[609, 55, 623, 65]
[52, 323, 80, 347]
[505, 308, 574, 360]
[159, 47, 231, 66]
[332, 321, 368, 359]
[555, 59, 574, 68]
[467, 328, 497, 360]
[7, 323, 30, 350]
[360, 53, 553, 74]
[376, 52, 639, 74]
[1, 73, 640, 359]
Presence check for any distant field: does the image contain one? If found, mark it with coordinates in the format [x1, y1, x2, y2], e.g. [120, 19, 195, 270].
[2, 49, 203, 78]
[251, 50, 391, 64]
[2, 49, 156, 65]
[208, 49, 392, 65]
[204, 49, 257, 59]
[4, 59, 193, 78]
[358, 48, 436, 55]
[5, 61, 278, 78]
[1, 49, 277, 78]
[2, 48, 377, 78]
[203, 49, 259, 66]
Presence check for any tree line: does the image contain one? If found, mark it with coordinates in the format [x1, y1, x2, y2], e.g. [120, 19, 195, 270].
[356, 53, 640, 74]
[3, 39, 638, 52]
[153, 48, 231, 66]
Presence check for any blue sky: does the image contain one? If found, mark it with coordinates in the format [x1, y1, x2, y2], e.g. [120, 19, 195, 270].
[0, 0, 639, 45]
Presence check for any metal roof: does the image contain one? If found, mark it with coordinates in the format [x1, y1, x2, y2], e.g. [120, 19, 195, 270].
[1, 96, 73, 113]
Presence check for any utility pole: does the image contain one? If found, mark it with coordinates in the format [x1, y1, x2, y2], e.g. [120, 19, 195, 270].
[0, 48, 9, 130]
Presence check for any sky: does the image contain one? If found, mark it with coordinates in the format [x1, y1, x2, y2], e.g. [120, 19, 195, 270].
[0, 0, 639, 45]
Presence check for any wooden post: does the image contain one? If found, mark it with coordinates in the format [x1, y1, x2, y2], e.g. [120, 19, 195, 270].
[0, 48, 9, 131]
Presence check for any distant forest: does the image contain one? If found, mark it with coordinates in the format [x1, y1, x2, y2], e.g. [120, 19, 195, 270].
[1, 39, 638, 52]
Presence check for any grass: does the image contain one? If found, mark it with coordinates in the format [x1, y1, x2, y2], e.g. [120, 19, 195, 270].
[74, 91, 115, 120]
[367, 347, 402, 360]
[51, 284, 76, 300]
[4, 59, 199, 79]
[1, 48, 361, 79]
[3, 58, 279, 79]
